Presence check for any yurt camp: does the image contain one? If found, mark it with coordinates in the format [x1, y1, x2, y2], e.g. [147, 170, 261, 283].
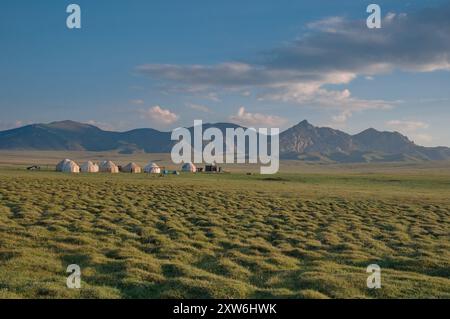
[56, 159, 80, 173]
[121, 162, 142, 173]
[80, 161, 99, 173]
[144, 162, 161, 174]
[56, 159, 71, 172]
[182, 162, 197, 173]
[99, 160, 119, 173]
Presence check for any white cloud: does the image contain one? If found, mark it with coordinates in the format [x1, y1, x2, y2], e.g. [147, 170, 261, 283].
[332, 110, 353, 124]
[203, 92, 221, 102]
[140, 106, 179, 125]
[307, 16, 346, 33]
[87, 120, 116, 131]
[386, 120, 429, 132]
[0, 120, 28, 131]
[411, 133, 433, 144]
[260, 82, 395, 114]
[384, 12, 398, 24]
[186, 103, 211, 113]
[386, 120, 433, 145]
[229, 107, 287, 127]
[137, 5, 450, 114]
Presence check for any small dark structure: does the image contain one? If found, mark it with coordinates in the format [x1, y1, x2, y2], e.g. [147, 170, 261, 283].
[27, 165, 40, 171]
[196, 167, 204, 173]
[205, 164, 219, 173]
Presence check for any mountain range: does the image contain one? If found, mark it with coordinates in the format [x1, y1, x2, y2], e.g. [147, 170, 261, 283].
[0, 120, 449, 163]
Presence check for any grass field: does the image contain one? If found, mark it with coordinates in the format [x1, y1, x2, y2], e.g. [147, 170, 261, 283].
[0, 152, 449, 298]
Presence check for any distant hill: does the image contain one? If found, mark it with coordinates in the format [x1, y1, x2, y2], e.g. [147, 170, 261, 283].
[280, 120, 450, 162]
[0, 121, 171, 154]
[0, 120, 449, 163]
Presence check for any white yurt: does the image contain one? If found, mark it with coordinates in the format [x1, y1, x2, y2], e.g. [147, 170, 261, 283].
[61, 160, 80, 173]
[56, 159, 71, 172]
[99, 160, 119, 173]
[80, 161, 99, 173]
[144, 162, 161, 174]
[182, 162, 197, 173]
[122, 162, 141, 173]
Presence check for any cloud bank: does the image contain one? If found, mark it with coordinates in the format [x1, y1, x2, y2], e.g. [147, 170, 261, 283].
[386, 119, 432, 145]
[140, 106, 179, 125]
[136, 5, 450, 121]
[229, 107, 287, 127]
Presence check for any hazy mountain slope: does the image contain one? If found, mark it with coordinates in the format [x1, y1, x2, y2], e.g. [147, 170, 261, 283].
[279, 120, 450, 162]
[279, 120, 356, 154]
[0, 120, 449, 163]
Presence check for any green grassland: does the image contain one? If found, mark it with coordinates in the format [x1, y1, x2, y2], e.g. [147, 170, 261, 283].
[0, 152, 449, 298]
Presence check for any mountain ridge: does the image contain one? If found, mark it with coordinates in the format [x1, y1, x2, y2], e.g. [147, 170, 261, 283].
[1, 120, 449, 163]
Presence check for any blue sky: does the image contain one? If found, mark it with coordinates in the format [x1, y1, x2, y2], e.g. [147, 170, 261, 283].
[1, 0, 450, 146]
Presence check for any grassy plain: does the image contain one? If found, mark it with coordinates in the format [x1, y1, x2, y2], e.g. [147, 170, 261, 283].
[0, 151, 449, 298]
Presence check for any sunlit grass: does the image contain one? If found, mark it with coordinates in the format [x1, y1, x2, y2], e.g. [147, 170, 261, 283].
[0, 168, 449, 298]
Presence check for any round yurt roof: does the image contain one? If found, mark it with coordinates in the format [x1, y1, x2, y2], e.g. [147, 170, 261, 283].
[80, 160, 95, 167]
[145, 162, 159, 168]
[100, 160, 117, 168]
[99, 160, 119, 173]
[182, 162, 197, 171]
[56, 159, 71, 171]
[122, 162, 141, 172]
[124, 162, 140, 169]
[80, 161, 99, 172]
[144, 162, 161, 173]
[61, 160, 80, 173]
